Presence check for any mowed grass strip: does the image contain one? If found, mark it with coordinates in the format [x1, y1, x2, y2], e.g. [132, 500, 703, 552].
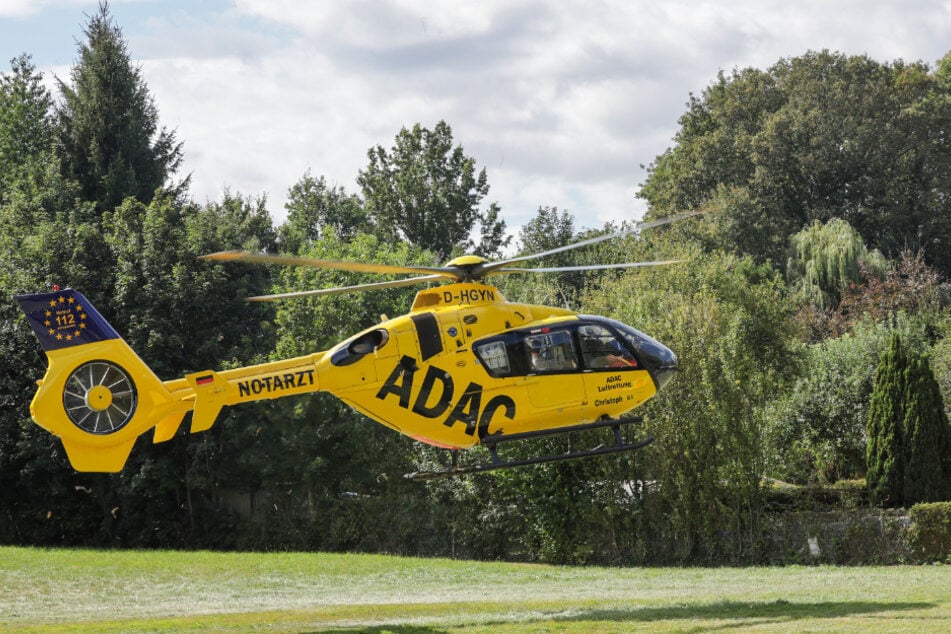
[0, 546, 948, 632]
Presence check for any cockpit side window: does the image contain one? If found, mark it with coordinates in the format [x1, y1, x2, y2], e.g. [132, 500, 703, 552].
[577, 323, 639, 370]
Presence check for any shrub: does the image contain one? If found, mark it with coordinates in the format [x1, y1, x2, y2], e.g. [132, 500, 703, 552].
[908, 502, 951, 563]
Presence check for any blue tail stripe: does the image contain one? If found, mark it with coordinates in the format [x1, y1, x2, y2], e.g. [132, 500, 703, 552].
[14, 289, 120, 352]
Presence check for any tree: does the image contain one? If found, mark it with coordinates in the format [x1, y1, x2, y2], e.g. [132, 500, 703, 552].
[518, 206, 577, 258]
[0, 54, 54, 198]
[640, 51, 951, 274]
[357, 121, 506, 260]
[494, 206, 580, 307]
[867, 334, 951, 507]
[279, 172, 368, 252]
[786, 218, 886, 309]
[902, 353, 951, 504]
[933, 326, 951, 427]
[57, 2, 186, 212]
[833, 250, 944, 334]
[472, 202, 510, 258]
[584, 247, 802, 561]
[770, 315, 931, 484]
[867, 334, 912, 506]
[252, 232, 442, 552]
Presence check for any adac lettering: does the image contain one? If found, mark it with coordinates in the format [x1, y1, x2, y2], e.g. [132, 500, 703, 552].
[376, 355, 515, 437]
[238, 369, 315, 397]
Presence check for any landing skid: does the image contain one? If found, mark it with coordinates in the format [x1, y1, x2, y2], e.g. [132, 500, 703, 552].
[404, 417, 653, 481]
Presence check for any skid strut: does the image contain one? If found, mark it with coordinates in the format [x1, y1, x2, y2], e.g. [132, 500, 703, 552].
[404, 417, 652, 481]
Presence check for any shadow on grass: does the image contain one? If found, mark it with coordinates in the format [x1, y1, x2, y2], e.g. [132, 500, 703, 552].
[565, 598, 931, 620]
[314, 599, 935, 633]
[318, 625, 449, 634]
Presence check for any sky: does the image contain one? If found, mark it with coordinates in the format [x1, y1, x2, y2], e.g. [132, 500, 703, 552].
[1, 0, 950, 240]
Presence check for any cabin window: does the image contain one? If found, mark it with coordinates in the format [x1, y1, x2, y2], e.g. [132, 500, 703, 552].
[331, 328, 389, 366]
[476, 340, 510, 374]
[474, 326, 585, 377]
[577, 323, 638, 370]
[525, 330, 577, 373]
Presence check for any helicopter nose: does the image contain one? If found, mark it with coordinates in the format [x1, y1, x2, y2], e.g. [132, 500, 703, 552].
[649, 345, 678, 390]
[623, 327, 678, 390]
[637, 340, 677, 390]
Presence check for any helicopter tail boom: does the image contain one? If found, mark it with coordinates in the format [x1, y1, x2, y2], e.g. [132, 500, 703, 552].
[15, 289, 324, 472]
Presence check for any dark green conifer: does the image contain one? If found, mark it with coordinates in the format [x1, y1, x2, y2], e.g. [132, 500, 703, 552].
[866, 333, 907, 506]
[902, 354, 951, 503]
[0, 54, 54, 189]
[56, 1, 185, 213]
[867, 334, 951, 507]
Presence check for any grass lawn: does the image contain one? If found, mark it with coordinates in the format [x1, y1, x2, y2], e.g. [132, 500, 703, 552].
[0, 546, 948, 632]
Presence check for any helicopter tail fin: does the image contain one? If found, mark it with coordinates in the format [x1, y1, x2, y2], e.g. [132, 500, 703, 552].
[15, 289, 192, 472]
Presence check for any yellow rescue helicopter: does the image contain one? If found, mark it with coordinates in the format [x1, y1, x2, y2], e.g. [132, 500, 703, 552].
[15, 212, 696, 479]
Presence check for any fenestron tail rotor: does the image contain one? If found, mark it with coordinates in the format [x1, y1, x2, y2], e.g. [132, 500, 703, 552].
[62, 361, 138, 435]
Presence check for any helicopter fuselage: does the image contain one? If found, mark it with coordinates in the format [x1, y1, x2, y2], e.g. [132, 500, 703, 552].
[312, 282, 673, 448]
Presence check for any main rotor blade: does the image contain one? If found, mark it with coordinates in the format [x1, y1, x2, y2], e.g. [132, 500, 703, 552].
[245, 274, 451, 302]
[202, 250, 453, 278]
[482, 209, 703, 276]
[494, 260, 684, 275]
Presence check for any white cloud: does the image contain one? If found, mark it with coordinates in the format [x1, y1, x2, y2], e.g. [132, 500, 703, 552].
[26, 0, 951, 235]
[0, 0, 77, 18]
[0, 0, 37, 17]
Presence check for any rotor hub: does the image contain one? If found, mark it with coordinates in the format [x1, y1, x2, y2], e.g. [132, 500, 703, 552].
[84, 384, 114, 411]
[445, 254, 490, 268]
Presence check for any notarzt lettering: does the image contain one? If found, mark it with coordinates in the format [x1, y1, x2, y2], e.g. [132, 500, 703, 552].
[237, 369, 315, 397]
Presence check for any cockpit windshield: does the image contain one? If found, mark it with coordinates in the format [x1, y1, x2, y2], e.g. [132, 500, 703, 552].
[577, 323, 639, 369]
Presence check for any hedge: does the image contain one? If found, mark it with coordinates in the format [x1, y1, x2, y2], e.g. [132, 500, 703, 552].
[908, 502, 951, 563]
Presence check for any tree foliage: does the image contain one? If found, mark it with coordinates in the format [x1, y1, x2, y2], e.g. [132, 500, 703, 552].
[56, 2, 186, 212]
[786, 218, 886, 309]
[0, 54, 54, 199]
[867, 334, 951, 507]
[771, 314, 932, 484]
[640, 50, 951, 275]
[902, 353, 951, 504]
[279, 172, 368, 252]
[357, 121, 508, 260]
[584, 247, 802, 561]
[833, 250, 945, 334]
[3, 8, 951, 562]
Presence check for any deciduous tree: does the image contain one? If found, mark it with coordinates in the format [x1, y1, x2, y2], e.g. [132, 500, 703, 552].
[357, 121, 506, 260]
[640, 51, 951, 274]
[786, 218, 886, 309]
[279, 172, 368, 252]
